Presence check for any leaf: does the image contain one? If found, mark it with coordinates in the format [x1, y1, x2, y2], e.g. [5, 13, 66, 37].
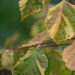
[1, 50, 14, 70]
[29, 31, 47, 44]
[4, 33, 19, 49]
[45, 0, 75, 41]
[72, 71, 75, 75]
[44, 48, 62, 75]
[19, 0, 45, 20]
[13, 49, 27, 65]
[62, 42, 75, 71]
[12, 48, 48, 75]
[60, 64, 72, 75]
[44, 47, 73, 75]
[49, 50, 62, 75]
[31, 20, 45, 37]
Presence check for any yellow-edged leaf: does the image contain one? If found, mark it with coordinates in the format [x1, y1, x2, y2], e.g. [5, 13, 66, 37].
[46, 0, 75, 41]
[1, 50, 14, 70]
[19, 0, 45, 20]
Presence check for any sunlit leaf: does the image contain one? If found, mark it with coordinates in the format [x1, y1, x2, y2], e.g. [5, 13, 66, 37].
[12, 48, 48, 75]
[1, 50, 14, 70]
[46, 0, 75, 41]
[29, 31, 47, 44]
[19, 0, 45, 20]
[62, 42, 75, 71]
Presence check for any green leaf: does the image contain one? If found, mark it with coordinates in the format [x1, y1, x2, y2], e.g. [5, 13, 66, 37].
[46, 0, 75, 41]
[60, 64, 72, 75]
[1, 50, 14, 70]
[31, 20, 45, 37]
[13, 49, 27, 65]
[4, 33, 18, 49]
[49, 50, 62, 75]
[44, 48, 72, 75]
[44, 48, 62, 75]
[12, 48, 48, 75]
[19, 0, 45, 20]
[71, 71, 75, 75]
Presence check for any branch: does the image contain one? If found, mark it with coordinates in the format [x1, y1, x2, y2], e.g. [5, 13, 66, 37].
[12, 37, 75, 50]
[69, 0, 75, 4]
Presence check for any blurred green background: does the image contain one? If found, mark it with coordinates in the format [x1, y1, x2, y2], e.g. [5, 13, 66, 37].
[0, 0, 62, 49]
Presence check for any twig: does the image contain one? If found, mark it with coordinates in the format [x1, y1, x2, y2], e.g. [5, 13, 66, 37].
[12, 37, 75, 50]
[69, 0, 75, 4]
[40, 43, 71, 48]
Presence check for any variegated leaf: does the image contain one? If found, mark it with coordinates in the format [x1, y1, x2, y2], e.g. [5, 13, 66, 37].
[1, 50, 14, 70]
[19, 0, 45, 20]
[46, 0, 75, 41]
[12, 48, 48, 75]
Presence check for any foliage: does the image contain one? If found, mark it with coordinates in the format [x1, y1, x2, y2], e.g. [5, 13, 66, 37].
[45, 0, 75, 41]
[19, 0, 45, 20]
[62, 42, 75, 71]
[0, 0, 75, 75]
[12, 48, 48, 75]
[1, 50, 14, 70]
